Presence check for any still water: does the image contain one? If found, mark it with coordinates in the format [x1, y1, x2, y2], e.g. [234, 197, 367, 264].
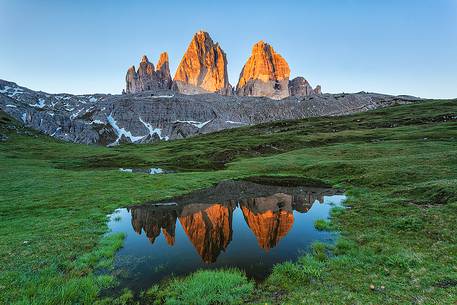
[107, 180, 345, 292]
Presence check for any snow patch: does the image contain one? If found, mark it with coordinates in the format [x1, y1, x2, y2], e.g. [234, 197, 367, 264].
[107, 113, 144, 146]
[139, 117, 169, 140]
[51, 127, 62, 136]
[6, 104, 17, 108]
[21, 113, 27, 123]
[0, 86, 24, 97]
[174, 119, 212, 129]
[89, 119, 104, 125]
[151, 95, 174, 99]
[225, 120, 246, 125]
[89, 97, 97, 103]
[29, 98, 46, 109]
[70, 108, 84, 120]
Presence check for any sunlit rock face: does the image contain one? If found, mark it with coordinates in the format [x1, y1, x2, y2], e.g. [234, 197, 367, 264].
[240, 193, 295, 250]
[314, 85, 322, 94]
[236, 41, 290, 100]
[125, 53, 172, 94]
[155, 52, 173, 90]
[129, 206, 178, 245]
[173, 31, 232, 95]
[179, 203, 235, 262]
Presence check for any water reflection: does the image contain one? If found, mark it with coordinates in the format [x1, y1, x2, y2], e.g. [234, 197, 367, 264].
[108, 180, 344, 292]
[119, 167, 174, 175]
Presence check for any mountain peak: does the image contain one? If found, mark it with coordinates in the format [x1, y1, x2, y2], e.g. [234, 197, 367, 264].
[236, 40, 290, 99]
[141, 55, 149, 63]
[173, 31, 232, 95]
[125, 53, 172, 93]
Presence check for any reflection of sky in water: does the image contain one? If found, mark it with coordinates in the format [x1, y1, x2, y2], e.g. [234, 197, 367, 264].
[118, 167, 173, 175]
[107, 181, 345, 293]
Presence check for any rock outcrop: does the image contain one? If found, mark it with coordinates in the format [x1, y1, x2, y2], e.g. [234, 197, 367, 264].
[288, 77, 314, 96]
[173, 31, 232, 95]
[125, 53, 172, 94]
[236, 41, 290, 100]
[314, 85, 322, 95]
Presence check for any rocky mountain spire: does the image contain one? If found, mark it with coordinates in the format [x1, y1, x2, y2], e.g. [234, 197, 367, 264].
[125, 53, 172, 94]
[156, 52, 172, 89]
[236, 41, 290, 100]
[172, 31, 232, 95]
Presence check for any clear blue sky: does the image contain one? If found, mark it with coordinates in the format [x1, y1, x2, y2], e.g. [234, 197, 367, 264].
[1, 0, 456, 98]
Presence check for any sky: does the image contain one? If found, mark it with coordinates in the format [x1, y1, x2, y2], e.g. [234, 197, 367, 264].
[1, 0, 456, 98]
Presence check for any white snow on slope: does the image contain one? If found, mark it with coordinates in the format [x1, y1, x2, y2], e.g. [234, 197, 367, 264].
[21, 113, 27, 123]
[107, 114, 145, 146]
[29, 98, 46, 109]
[70, 108, 84, 120]
[139, 117, 169, 140]
[0, 86, 24, 97]
[174, 120, 212, 129]
[226, 120, 247, 125]
[151, 95, 174, 99]
[51, 127, 62, 136]
[6, 104, 17, 108]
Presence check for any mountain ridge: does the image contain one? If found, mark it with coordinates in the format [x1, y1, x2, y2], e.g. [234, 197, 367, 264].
[0, 79, 420, 146]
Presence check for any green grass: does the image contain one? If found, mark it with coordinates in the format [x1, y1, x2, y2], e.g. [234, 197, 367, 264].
[1, 99, 457, 304]
[151, 269, 254, 305]
[314, 219, 333, 231]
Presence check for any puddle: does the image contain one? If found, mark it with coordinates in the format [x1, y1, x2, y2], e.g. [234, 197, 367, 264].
[119, 167, 174, 175]
[107, 179, 345, 293]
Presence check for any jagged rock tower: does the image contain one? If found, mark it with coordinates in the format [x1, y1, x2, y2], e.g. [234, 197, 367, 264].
[236, 41, 290, 100]
[125, 52, 172, 94]
[172, 31, 232, 95]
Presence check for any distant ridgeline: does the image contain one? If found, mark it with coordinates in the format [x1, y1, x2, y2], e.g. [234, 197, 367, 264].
[124, 31, 321, 99]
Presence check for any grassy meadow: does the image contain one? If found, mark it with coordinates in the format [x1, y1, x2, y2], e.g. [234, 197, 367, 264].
[0, 99, 456, 304]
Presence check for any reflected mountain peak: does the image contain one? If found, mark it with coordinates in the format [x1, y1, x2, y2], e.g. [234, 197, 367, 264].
[126, 180, 342, 262]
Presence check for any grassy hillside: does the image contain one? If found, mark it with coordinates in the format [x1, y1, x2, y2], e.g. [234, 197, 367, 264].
[0, 99, 456, 304]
